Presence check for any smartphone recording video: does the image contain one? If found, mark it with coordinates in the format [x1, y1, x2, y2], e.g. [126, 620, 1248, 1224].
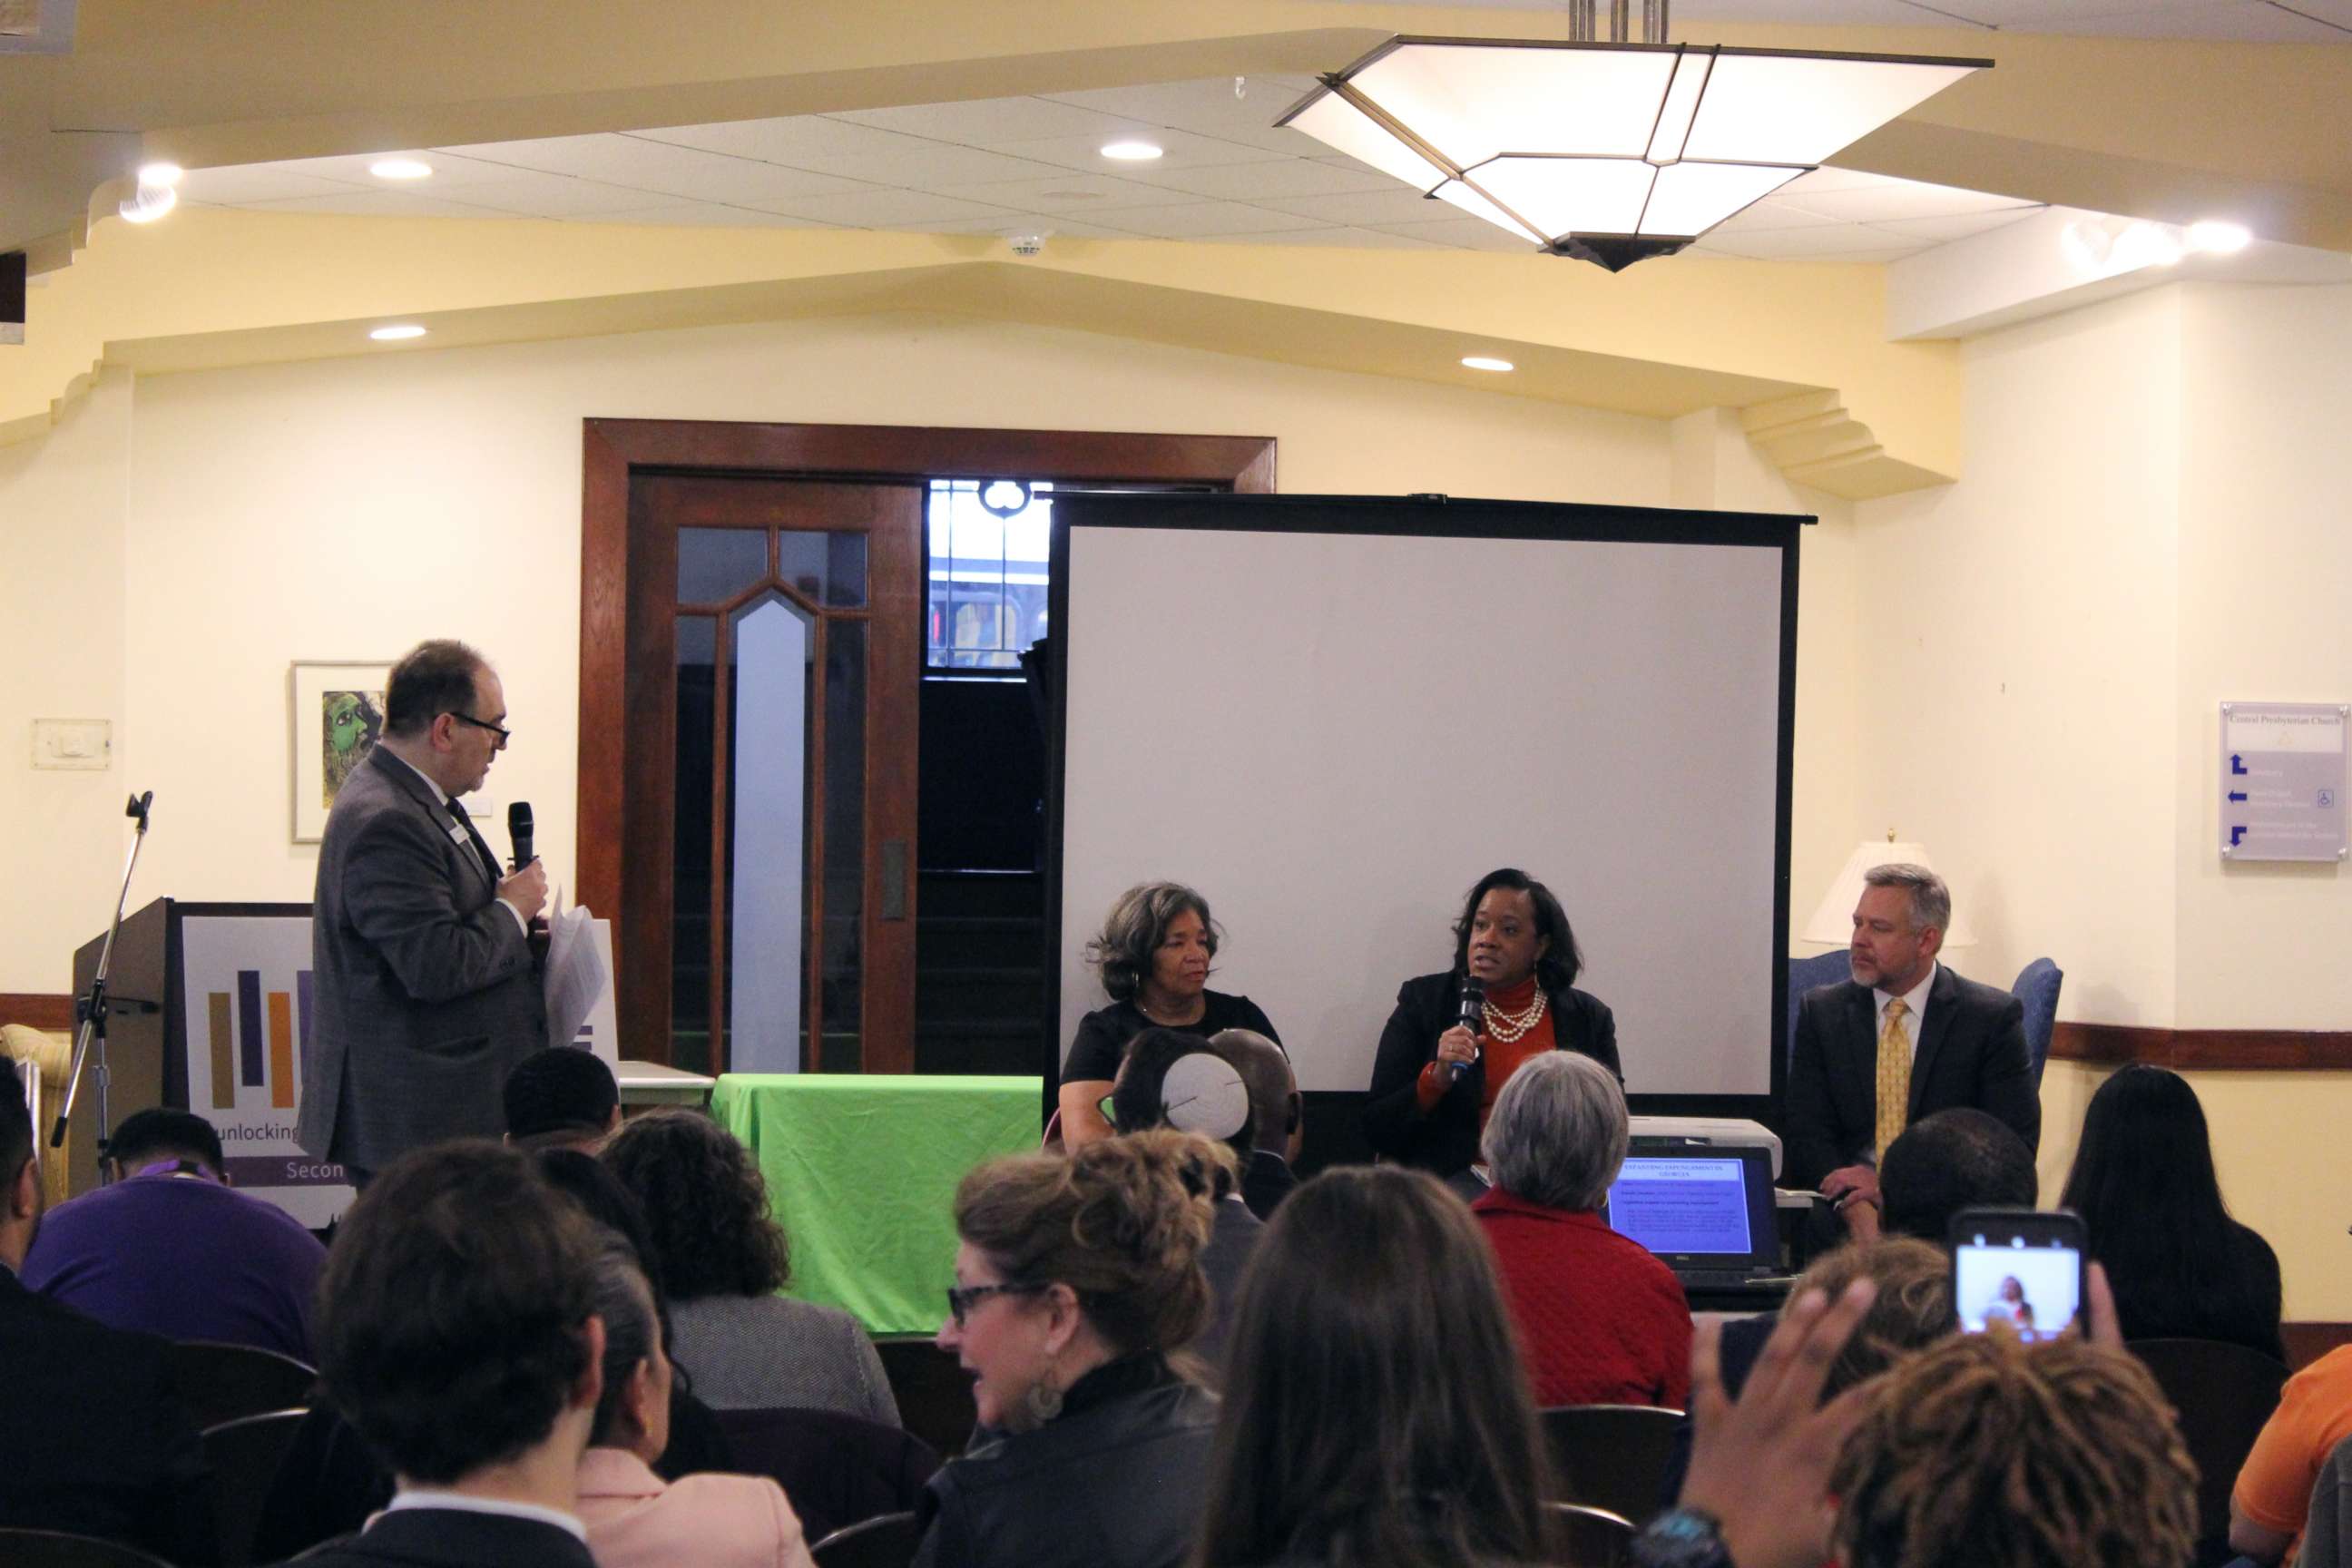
[1949, 1207, 2085, 1344]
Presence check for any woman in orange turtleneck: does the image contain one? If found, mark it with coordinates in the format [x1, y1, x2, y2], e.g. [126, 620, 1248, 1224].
[1362, 868, 1621, 1179]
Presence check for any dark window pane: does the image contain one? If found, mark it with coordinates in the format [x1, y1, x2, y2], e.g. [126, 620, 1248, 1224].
[777, 531, 867, 608]
[679, 527, 769, 606]
[819, 618, 867, 1071]
[671, 614, 717, 1073]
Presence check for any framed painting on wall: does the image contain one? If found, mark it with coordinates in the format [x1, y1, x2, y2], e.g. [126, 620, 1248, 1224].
[290, 661, 391, 842]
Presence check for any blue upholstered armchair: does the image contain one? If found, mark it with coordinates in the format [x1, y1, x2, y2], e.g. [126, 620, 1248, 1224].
[2010, 956, 2063, 1085]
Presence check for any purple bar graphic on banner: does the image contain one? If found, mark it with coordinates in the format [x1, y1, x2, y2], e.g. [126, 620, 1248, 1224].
[238, 968, 264, 1087]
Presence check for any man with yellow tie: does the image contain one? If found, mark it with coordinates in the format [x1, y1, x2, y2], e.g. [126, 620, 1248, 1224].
[1783, 864, 2040, 1228]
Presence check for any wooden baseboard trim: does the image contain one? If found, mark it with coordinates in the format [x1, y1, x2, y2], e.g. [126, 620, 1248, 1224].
[2286, 1323, 2352, 1370]
[2050, 1022, 2352, 1072]
[0, 993, 74, 1032]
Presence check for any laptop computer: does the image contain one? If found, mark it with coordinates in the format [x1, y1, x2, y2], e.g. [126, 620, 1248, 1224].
[1602, 1142, 1786, 1291]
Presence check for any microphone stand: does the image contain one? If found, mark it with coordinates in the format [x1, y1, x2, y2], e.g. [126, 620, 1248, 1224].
[51, 791, 154, 1181]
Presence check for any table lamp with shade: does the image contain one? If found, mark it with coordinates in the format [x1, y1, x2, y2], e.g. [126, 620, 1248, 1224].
[1798, 832, 1976, 950]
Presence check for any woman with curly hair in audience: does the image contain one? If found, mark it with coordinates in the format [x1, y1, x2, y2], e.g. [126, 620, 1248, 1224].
[2058, 1063, 2285, 1362]
[603, 1108, 897, 1423]
[1196, 1163, 1557, 1568]
[916, 1129, 1232, 1568]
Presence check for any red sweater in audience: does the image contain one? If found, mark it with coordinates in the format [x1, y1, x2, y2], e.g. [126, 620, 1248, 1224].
[1473, 1188, 1692, 1410]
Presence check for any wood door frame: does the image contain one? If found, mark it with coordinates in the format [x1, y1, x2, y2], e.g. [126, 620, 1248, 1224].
[578, 419, 1278, 1068]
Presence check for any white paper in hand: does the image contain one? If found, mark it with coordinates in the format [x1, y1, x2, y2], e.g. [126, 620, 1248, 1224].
[544, 887, 609, 1053]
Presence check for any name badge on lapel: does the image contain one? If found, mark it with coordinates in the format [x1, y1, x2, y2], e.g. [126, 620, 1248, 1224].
[447, 823, 472, 848]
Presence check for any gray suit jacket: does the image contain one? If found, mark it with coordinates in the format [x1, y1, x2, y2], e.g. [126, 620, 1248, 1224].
[297, 747, 544, 1173]
[1783, 964, 2040, 1191]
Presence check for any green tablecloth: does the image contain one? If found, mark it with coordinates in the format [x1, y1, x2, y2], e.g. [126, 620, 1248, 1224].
[710, 1073, 1044, 1336]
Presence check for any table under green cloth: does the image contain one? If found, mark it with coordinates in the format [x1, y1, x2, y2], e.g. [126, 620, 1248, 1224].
[710, 1073, 1044, 1336]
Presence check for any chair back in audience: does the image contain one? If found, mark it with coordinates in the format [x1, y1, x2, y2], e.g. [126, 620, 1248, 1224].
[810, 1509, 922, 1568]
[201, 1407, 309, 1567]
[2010, 957, 2063, 1084]
[1542, 1405, 1682, 1528]
[1544, 1502, 1635, 1568]
[2301, 1433, 2352, 1568]
[0, 1530, 176, 1568]
[872, 1336, 978, 1458]
[712, 1405, 942, 1544]
[165, 1339, 318, 1431]
[1785, 952, 1852, 1067]
[2129, 1338, 2290, 1568]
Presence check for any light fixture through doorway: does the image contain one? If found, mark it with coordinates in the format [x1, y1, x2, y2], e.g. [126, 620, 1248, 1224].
[1278, 1, 1990, 271]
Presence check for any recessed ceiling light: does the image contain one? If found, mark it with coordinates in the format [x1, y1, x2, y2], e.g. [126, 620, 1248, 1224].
[1100, 141, 1163, 162]
[136, 162, 182, 187]
[2187, 220, 2251, 254]
[119, 163, 181, 224]
[369, 158, 434, 181]
[369, 324, 428, 341]
[1461, 356, 1515, 372]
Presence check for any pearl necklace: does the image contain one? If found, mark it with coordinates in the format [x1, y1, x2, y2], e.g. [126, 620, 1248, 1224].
[1482, 986, 1547, 1044]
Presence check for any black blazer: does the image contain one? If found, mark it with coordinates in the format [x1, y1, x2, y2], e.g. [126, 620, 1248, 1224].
[279, 1507, 594, 1568]
[1363, 971, 1621, 1177]
[0, 1268, 218, 1565]
[1783, 965, 2040, 1191]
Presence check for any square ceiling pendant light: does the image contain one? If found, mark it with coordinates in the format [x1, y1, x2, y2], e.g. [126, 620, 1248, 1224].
[1279, 34, 1991, 270]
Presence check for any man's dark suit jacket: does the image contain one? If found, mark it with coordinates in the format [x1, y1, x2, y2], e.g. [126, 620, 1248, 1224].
[0, 1267, 217, 1564]
[1364, 970, 1620, 1177]
[278, 1507, 593, 1568]
[298, 747, 544, 1174]
[1783, 965, 2040, 1191]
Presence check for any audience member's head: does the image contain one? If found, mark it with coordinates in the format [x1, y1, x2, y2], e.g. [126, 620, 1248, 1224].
[103, 1107, 227, 1182]
[1829, 1333, 2198, 1568]
[1111, 1027, 1255, 1172]
[504, 1048, 622, 1152]
[1479, 1049, 1627, 1212]
[1199, 1165, 1554, 1568]
[602, 1108, 786, 1304]
[944, 1129, 1229, 1432]
[2058, 1064, 2233, 1258]
[314, 1142, 603, 1486]
[585, 1230, 671, 1465]
[1083, 881, 1219, 1003]
[534, 1147, 660, 1281]
[1211, 1028, 1300, 1165]
[1788, 1238, 1955, 1398]
[2, 1061, 40, 1269]
[1878, 1108, 2037, 1241]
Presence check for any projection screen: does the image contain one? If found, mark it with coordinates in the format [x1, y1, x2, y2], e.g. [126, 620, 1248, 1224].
[1046, 493, 1801, 1105]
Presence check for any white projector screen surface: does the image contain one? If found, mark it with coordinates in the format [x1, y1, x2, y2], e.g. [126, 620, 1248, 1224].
[1054, 506, 1792, 1098]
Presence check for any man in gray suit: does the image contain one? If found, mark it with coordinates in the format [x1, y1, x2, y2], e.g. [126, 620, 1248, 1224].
[298, 640, 549, 1181]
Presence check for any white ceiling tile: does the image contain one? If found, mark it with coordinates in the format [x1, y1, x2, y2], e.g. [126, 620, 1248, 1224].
[1697, 226, 1929, 260]
[1778, 180, 2038, 222]
[1782, 167, 1916, 197]
[241, 191, 527, 220]
[1708, 196, 1858, 233]
[265, 149, 544, 190]
[1368, 217, 1543, 254]
[434, 132, 877, 201]
[984, 126, 1290, 176]
[1041, 75, 1334, 155]
[910, 213, 1161, 240]
[1094, 202, 1330, 239]
[1200, 224, 1452, 250]
[735, 189, 1031, 228]
[632, 116, 951, 164]
[568, 203, 838, 229]
[1251, 187, 1461, 227]
[2281, 0, 2352, 26]
[912, 172, 1182, 212]
[1671, 0, 1988, 25]
[1867, 206, 2044, 241]
[829, 95, 1155, 145]
[1112, 156, 1407, 202]
[178, 167, 371, 204]
[805, 145, 1074, 191]
[430, 173, 676, 217]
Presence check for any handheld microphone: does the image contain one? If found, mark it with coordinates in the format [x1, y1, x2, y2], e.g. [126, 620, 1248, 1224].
[1453, 979, 1485, 1082]
[507, 801, 534, 869]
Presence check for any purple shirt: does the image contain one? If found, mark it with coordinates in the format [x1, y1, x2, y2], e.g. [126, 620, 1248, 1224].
[22, 1163, 326, 1361]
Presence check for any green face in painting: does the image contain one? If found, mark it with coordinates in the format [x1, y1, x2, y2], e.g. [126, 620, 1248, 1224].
[325, 691, 377, 756]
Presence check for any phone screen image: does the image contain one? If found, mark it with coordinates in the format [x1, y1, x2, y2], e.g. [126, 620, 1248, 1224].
[1954, 1231, 2081, 1342]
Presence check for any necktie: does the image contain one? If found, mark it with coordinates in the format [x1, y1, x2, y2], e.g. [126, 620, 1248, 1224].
[446, 797, 504, 887]
[1875, 996, 1912, 1157]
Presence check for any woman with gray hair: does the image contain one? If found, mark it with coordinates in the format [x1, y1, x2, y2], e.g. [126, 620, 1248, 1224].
[1471, 1051, 1691, 1408]
[1057, 881, 1281, 1147]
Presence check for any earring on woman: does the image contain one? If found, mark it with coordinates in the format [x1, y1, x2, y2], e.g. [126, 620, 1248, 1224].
[1023, 1371, 1065, 1425]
